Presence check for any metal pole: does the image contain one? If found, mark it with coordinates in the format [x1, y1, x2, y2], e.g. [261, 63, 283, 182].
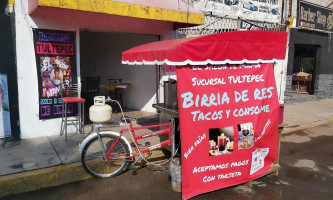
[237, 17, 241, 31]
[155, 64, 160, 108]
[283, 0, 288, 24]
[171, 118, 176, 156]
[96, 127, 107, 159]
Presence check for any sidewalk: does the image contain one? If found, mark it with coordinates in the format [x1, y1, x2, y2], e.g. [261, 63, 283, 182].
[282, 98, 333, 133]
[1, 99, 333, 198]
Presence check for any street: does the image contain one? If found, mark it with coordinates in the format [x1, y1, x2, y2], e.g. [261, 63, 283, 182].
[2, 123, 333, 200]
[2, 1, 333, 199]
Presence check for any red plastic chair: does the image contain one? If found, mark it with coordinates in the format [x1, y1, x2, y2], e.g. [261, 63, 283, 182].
[60, 83, 85, 141]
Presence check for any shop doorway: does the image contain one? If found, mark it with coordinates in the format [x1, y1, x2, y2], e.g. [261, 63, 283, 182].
[291, 45, 317, 97]
[80, 30, 160, 122]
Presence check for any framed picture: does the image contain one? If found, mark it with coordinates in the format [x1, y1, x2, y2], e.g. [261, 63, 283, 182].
[300, 58, 314, 74]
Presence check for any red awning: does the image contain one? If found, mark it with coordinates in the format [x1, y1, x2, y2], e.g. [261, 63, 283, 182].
[122, 31, 288, 66]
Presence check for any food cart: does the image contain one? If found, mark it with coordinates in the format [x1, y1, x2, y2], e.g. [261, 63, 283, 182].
[121, 30, 288, 200]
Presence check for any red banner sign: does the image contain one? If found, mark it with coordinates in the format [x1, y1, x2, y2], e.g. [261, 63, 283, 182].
[176, 64, 279, 199]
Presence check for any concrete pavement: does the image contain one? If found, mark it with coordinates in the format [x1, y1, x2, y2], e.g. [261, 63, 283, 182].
[282, 98, 333, 133]
[0, 99, 332, 198]
[2, 122, 333, 200]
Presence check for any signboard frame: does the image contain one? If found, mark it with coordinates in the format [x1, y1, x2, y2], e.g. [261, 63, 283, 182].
[32, 28, 78, 119]
[297, 0, 333, 32]
[176, 63, 280, 200]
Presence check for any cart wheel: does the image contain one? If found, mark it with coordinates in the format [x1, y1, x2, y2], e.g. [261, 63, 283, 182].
[132, 170, 138, 175]
[81, 134, 129, 178]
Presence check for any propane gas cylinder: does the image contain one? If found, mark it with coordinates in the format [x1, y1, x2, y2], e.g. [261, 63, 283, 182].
[89, 96, 112, 123]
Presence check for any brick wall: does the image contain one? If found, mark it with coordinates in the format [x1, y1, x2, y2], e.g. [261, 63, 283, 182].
[316, 74, 333, 99]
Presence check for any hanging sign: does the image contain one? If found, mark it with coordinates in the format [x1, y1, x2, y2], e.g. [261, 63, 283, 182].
[298, 0, 333, 32]
[192, 0, 280, 23]
[33, 29, 77, 119]
[176, 64, 279, 200]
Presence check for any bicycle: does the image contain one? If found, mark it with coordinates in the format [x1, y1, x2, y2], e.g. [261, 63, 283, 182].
[79, 98, 174, 178]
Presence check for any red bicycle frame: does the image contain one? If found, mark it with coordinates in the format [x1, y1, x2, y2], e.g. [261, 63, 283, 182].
[106, 122, 172, 160]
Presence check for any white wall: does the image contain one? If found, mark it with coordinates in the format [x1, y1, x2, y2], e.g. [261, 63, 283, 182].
[80, 31, 159, 111]
[15, 0, 175, 138]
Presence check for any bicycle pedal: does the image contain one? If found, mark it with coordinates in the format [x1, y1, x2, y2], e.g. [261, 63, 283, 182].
[140, 164, 147, 168]
[129, 164, 136, 170]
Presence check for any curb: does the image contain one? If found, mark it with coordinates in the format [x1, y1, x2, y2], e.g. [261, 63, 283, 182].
[0, 150, 168, 198]
[2, 118, 331, 198]
[282, 117, 333, 134]
[0, 162, 91, 198]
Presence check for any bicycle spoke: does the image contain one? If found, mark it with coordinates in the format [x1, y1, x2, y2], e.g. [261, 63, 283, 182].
[81, 134, 129, 178]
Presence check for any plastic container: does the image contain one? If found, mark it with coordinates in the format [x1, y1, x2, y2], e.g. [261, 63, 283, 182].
[169, 157, 182, 192]
[164, 79, 178, 110]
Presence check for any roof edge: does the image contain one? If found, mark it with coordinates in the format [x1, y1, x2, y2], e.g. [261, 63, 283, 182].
[37, 0, 204, 25]
[122, 59, 285, 66]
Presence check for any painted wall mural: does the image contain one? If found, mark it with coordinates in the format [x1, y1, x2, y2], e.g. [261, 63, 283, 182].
[192, 0, 281, 23]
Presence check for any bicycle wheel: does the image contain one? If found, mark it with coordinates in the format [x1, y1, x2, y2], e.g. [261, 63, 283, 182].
[81, 134, 130, 178]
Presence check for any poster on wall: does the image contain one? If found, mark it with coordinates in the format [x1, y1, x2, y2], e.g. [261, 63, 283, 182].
[33, 29, 77, 119]
[176, 64, 279, 200]
[241, 0, 280, 22]
[0, 74, 12, 138]
[192, 0, 280, 23]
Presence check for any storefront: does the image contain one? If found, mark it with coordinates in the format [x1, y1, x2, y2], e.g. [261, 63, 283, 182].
[285, 1, 333, 102]
[80, 31, 160, 112]
[1, 0, 20, 141]
[13, 0, 204, 139]
[286, 28, 333, 101]
[121, 30, 288, 200]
